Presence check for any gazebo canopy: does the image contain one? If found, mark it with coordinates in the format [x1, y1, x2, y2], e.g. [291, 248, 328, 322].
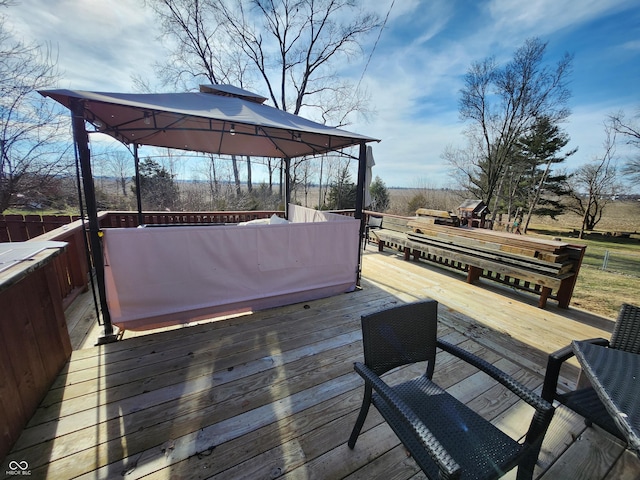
[38, 84, 379, 342]
[40, 84, 378, 158]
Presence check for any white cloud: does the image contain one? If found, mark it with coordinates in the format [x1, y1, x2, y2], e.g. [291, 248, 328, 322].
[7, 0, 163, 91]
[622, 40, 640, 51]
[486, 0, 635, 37]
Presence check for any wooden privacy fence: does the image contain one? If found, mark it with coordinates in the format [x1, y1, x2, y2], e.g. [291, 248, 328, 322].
[0, 214, 79, 242]
[0, 209, 290, 460]
[0, 246, 72, 461]
[27, 217, 97, 310]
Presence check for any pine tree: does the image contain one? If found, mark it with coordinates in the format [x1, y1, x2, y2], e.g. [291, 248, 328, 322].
[132, 158, 180, 211]
[515, 116, 576, 232]
[369, 176, 390, 212]
[328, 166, 357, 210]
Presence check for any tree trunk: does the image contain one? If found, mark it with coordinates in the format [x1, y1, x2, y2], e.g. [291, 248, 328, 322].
[208, 156, 218, 206]
[0, 188, 11, 213]
[119, 176, 127, 196]
[489, 168, 507, 227]
[579, 196, 591, 239]
[267, 158, 273, 194]
[523, 158, 553, 233]
[231, 155, 241, 196]
[246, 156, 252, 193]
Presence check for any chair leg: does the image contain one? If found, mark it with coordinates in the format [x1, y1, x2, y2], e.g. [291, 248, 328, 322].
[348, 387, 372, 449]
[516, 409, 554, 480]
[514, 448, 538, 480]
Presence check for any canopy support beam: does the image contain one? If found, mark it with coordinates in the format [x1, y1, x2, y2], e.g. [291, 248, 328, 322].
[133, 143, 143, 226]
[284, 157, 291, 218]
[70, 98, 118, 344]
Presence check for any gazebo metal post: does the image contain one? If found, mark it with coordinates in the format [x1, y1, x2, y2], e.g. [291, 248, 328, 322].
[284, 157, 291, 219]
[70, 99, 118, 344]
[355, 142, 367, 284]
[133, 143, 143, 226]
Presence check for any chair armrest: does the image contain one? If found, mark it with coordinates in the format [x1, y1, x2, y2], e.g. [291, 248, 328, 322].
[541, 338, 609, 402]
[437, 340, 553, 414]
[353, 362, 462, 478]
[551, 338, 609, 363]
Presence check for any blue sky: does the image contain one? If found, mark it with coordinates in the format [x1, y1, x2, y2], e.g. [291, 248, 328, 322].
[6, 0, 640, 189]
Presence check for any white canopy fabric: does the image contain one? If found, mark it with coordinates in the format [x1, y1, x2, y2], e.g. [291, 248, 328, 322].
[364, 145, 376, 207]
[103, 205, 359, 331]
[40, 85, 379, 158]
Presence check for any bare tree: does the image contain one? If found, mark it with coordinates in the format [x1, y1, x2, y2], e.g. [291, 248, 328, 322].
[147, 0, 379, 205]
[198, 153, 220, 204]
[146, 0, 247, 89]
[104, 150, 133, 197]
[0, 9, 71, 212]
[609, 107, 640, 185]
[212, 0, 378, 121]
[245, 155, 252, 193]
[455, 38, 573, 221]
[566, 124, 618, 238]
[295, 155, 317, 207]
[265, 156, 277, 194]
[317, 153, 342, 209]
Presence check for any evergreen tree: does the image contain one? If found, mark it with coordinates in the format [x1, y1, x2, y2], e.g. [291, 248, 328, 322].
[327, 166, 356, 210]
[515, 116, 576, 232]
[132, 158, 180, 210]
[369, 176, 390, 212]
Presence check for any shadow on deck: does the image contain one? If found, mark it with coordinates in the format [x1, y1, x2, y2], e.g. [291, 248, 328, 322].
[3, 251, 639, 479]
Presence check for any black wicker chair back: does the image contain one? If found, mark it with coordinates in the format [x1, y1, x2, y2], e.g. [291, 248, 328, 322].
[610, 303, 640, 353]
[348, 300, 555, 480]
[361, 299, 438, 377]
[542, 303, 640, 441]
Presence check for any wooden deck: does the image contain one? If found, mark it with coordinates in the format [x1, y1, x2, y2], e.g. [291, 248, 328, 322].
[4, 250, 640, 479]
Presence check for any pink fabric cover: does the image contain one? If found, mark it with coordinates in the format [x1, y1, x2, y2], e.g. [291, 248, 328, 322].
[103, 205, 359, 330]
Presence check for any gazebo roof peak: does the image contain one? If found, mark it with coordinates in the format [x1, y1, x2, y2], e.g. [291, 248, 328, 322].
[199, 84, 268, 104]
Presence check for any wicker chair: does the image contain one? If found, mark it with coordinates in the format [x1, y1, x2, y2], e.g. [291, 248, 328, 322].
[348, 300, 555, 480]
[363, 215, 383, 250]
[542, 303, 640, 440]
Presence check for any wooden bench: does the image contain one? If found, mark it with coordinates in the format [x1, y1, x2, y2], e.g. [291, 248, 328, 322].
[364, 214, 410, 250]
[369, 215, 586, 309]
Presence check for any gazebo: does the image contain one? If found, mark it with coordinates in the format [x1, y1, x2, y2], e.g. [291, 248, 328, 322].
[40, 85, 379, 341]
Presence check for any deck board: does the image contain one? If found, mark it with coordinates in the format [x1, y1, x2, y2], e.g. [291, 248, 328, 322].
[3, 250, 640, 479]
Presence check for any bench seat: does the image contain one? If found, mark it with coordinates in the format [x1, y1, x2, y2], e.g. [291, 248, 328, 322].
[371, 221, 585, 309]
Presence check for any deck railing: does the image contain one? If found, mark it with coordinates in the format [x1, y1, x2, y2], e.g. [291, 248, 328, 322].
[0, 213, 79, 242]
[25, 216, 101, 310]
[0, 208, 361, 459]
[0, 246, 73, 461]
[103, 210, 282, 227]
[19, 211, 288, 310]
[5, 208, 360, 324]
[5, 209, 361, 312]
